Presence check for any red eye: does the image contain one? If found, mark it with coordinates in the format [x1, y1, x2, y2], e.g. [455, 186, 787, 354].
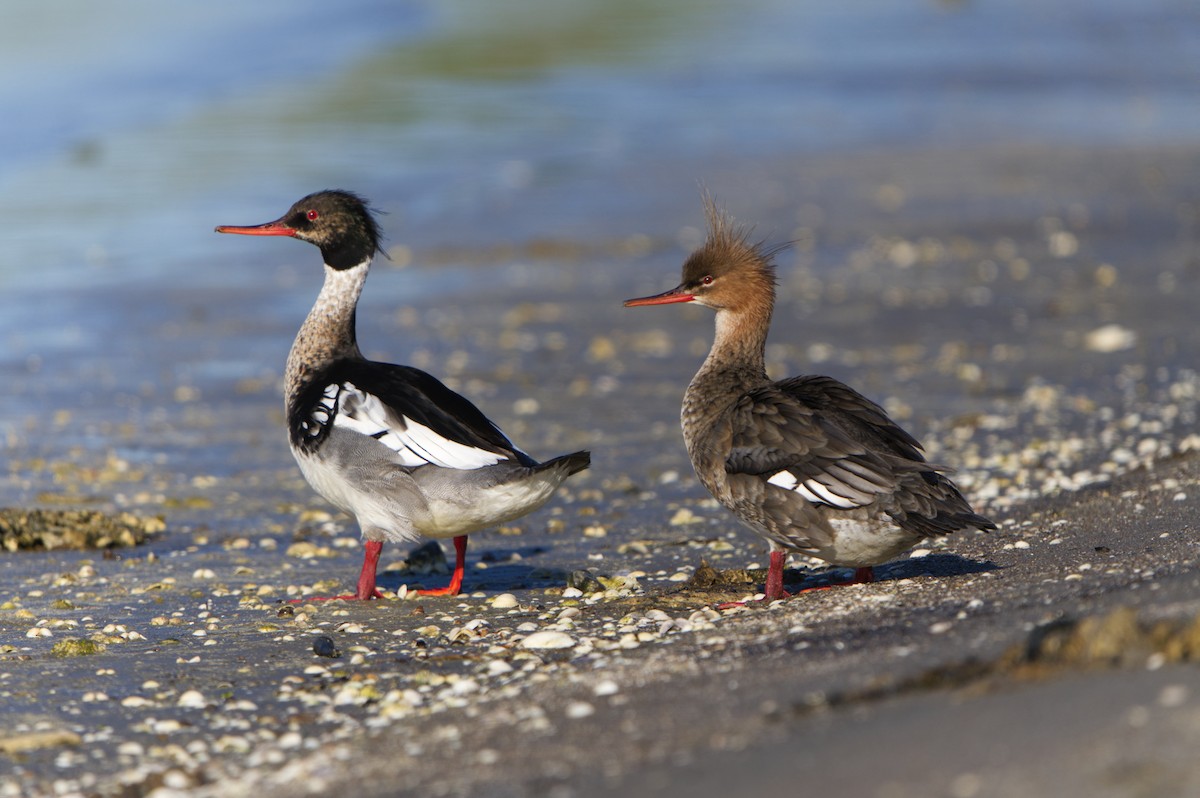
[701, 275, 714, 285]
[306, 209, 319, 221]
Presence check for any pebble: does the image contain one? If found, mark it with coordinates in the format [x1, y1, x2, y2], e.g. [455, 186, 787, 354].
[565, 701, 595, 719]
[487, 660, 514, 676]
[490, 593, 519, 609]
[669, 508, 702, 525]
[1158, 684, 1189, 708]
[593, 679, 619, 697]
[1084, 324, 1136, 353]
[566, 570, 605, 594]
[312, 636, 341, 659]
[520, 631, 575, 650]
[176, 690, 208, 709]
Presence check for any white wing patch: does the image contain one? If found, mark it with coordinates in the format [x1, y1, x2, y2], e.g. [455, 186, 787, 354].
[331, 381, 506, 470]
[298, 383, 341, 441]
[766, 469, 866, 509]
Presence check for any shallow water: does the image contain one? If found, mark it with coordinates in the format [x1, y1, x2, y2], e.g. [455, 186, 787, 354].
[2, 0, 1197, 289]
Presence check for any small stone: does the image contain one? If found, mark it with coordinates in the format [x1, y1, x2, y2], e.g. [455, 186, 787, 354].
[1084, 324, 1136, 353]
[487, 660, 514, 676]
[566, 570, 605, 594]
[520, 631, 575, 650]
[490, 593, 519, 609]
[402, 540, 450, 575]
[0, 729, 82, 754]
[51, 638, 103, 657]
[312, 635, 341, 659]
[593, 679, 619, 697]
[565, 700, 595, 719]
[177, 690, 208, 709]
[1159, 684, 1189, 708]
[669, 508, 702, 526]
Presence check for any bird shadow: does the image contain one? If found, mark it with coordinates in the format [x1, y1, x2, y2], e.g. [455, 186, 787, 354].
[794, 553, 1000, 588]
[377, 542, 569, 594]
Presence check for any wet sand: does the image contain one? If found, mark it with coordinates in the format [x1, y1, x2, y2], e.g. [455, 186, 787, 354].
[1, 141, 1198, 797]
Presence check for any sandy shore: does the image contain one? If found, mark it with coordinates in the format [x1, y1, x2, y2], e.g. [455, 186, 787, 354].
[0, 141, 1198, 797]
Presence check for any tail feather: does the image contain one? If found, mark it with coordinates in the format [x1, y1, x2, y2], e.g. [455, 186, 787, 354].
[538, 450, 590, 477]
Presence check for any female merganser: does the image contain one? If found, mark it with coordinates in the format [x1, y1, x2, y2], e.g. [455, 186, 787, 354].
[216, 190, 589, 599]
[624, 198, 993, 601]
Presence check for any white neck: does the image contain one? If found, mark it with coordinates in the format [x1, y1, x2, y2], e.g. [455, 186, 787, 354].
[284, 259, 370, 396]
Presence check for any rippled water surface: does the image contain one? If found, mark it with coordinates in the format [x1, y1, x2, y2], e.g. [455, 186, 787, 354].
[2, 0, 1196, 288]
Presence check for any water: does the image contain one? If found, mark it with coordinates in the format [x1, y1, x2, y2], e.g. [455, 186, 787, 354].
[0, 0, 1198, 483]
[1, 0, 1197, 289]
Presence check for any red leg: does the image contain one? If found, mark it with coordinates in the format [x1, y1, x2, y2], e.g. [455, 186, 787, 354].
[354, 540, 385, 599]
[417, 535, 468, 597]
[290, 539, 386, 602]
[762, 549, 792, 601]
[717, 549, 792, 608]
[853, 566, 876, 584]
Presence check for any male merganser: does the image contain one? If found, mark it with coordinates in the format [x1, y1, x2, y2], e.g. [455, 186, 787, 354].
[624, 198, 994, 601]
[216, 190, 589, 599]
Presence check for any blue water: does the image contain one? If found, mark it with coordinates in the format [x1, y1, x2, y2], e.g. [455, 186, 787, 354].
[0, 0, 1197, 294]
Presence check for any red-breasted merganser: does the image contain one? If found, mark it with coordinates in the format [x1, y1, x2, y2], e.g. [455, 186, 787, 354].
[216, 190, 589, 599]
[624, 198, 994, 601]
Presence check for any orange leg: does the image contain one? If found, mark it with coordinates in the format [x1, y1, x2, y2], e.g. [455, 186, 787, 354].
[416, 535, 468, 597]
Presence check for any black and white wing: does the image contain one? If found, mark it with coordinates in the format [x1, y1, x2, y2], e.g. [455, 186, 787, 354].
[290, 360, 533, 470]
